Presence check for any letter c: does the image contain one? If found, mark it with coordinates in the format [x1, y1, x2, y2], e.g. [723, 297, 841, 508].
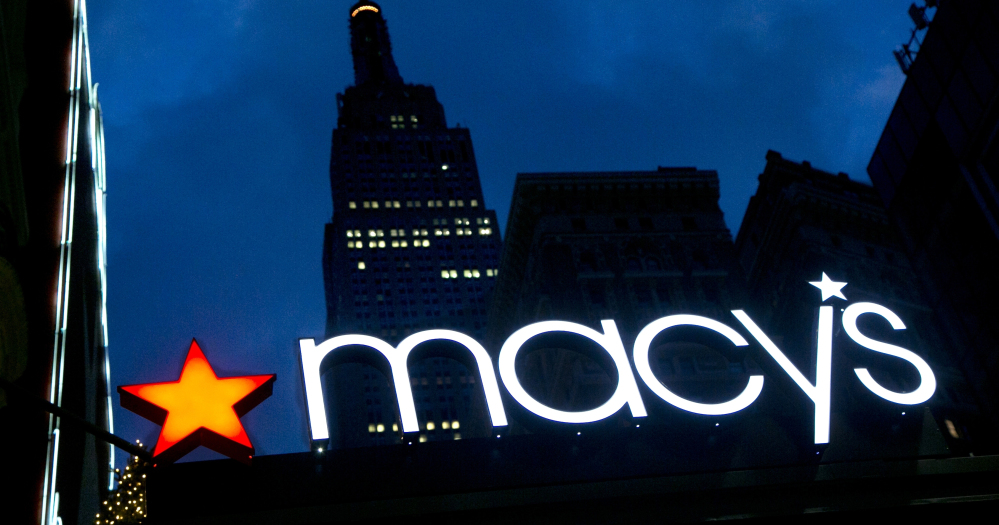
[633, 315, 764, 415]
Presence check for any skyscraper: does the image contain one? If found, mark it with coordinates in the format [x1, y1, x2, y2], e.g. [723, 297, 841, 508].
[320, 2, 503, 449]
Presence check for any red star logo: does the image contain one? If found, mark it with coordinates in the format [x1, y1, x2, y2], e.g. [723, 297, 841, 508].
[117, 339, 276, 464]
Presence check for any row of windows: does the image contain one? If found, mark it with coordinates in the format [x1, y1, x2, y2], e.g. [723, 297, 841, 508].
[388, 114, 418, 130]
[345, 219, 491, 239]
[440, 268, 498, 279]
[349, 239, 431, 249]
[418, 433, 461, 442]
[349, 199, 479, 209]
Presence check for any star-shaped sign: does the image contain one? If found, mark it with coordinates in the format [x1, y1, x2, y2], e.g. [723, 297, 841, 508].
[809, 272, 847, 301]
[118, 340, 276, 464]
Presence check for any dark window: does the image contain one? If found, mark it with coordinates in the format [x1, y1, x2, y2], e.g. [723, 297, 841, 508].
[681, 216, 697, 231]
[626, 257, 642, 271]
[646, 258, 661, 271]
[615, 217, 630, 231]
[571, 218, 587, 232]
[639, 217, 654, 230]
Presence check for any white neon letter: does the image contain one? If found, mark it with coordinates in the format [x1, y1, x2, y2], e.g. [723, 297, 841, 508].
[732, 309, 833, 444]
[300, 331, 508, 441]
[498, 320, 647, 423]
[633, 315, 764, 415]
[842, 302, 936, 405]
[300, 335, 399, 441]
[395, 330, 508, 428]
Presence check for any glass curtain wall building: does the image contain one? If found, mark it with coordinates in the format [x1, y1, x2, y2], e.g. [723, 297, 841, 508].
[320, 2, 503, 449]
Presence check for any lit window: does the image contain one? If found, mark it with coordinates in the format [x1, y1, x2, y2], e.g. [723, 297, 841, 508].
[369, 230, 377, 237]
[347, 241, 354, 249]
[435, 229, 442, 236]
[479, 228, 492, 235]
[444, 229, 450, 236]
[442, 164, 449, 171]
[442, 421, 450, 430]
[426, 422, 436, 430]
[441, 270, 450, 279]
[484, 218, 490, 224]
[436, 200, 443, 207]
[421, 229, 428, 236]
[412, 229, 420, 236]
[452, 420, 460, 429]
[419, 435, 427, 443]
[476, 218, 483, 225]
[390, 115, 397, 122]
[378, 240, 386, 248]
[411, 115, 418, 122]
[368, 241, 376, 248]
[391, 240, 399, 248]
[401, 240, 408, 248]
[398, 229, 406, 236]
[471, 200, 478, 207]
[449, 270, 458, 278]
[372, 201, 379, 209]
[472, 269, 480, 278]
[463, 269, 472, 278]
[376, 424, 385, 433]
[347, 231, 354, 238]
[465, 228, 472, 235]
[414, 201, 421, 207]
[385, 201, 391, 208]
[454, 218, 462, 225]
[406, 201, 412, 208]
[458, 200, 464, 207]
[377, 230, 384, 237]
[358, 261, 366, 270]
[368, 424, 375, 433]
[363, 201, 371, 209]
[355, 230, 362, 237]
[486, 269, 494, 277]
[457, 229, 464, 236]
[349, 201, 357, 209]
[393, 423, 399, 432]
[422, 239, 430, 247]
[449, 200, 456, 207]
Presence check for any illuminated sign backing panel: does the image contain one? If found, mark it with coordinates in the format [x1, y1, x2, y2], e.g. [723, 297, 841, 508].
[118, 340, 276, 464]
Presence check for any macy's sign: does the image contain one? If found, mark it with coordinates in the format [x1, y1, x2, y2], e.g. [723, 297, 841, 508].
[299, 274, 936, 445]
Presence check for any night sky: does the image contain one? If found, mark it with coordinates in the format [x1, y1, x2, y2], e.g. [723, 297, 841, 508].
[87, 0, 918, 463]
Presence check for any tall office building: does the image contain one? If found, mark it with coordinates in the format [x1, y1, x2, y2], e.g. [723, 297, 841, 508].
[320, 2, 503, 449]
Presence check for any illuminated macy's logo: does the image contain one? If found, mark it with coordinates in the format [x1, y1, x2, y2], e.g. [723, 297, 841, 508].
[300, 273, 936, 445]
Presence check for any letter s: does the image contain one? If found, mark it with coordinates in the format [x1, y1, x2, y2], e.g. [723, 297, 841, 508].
[842, 302, 936, 405]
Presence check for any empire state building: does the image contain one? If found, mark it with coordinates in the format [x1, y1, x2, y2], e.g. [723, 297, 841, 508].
[320, 2, 503, 449]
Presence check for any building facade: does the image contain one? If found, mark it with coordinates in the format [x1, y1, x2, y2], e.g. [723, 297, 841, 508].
[320, 2, 503, 449]
[736, 150, 978, 458]
[867, 0, 999, 445]
[0, 0, 113, 523]
[487, 168, 756, 434]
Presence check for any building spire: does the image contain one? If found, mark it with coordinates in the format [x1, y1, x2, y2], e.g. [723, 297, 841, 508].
[349, 1, 403, 86]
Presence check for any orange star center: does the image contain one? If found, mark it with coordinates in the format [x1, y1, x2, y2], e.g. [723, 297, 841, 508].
[118, 340, 275, 461]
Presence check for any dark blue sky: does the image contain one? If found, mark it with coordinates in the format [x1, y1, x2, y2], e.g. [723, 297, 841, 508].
[88, 0, 916, 462]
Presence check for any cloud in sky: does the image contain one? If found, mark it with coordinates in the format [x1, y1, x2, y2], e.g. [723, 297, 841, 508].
[88, 0, 914, 460]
